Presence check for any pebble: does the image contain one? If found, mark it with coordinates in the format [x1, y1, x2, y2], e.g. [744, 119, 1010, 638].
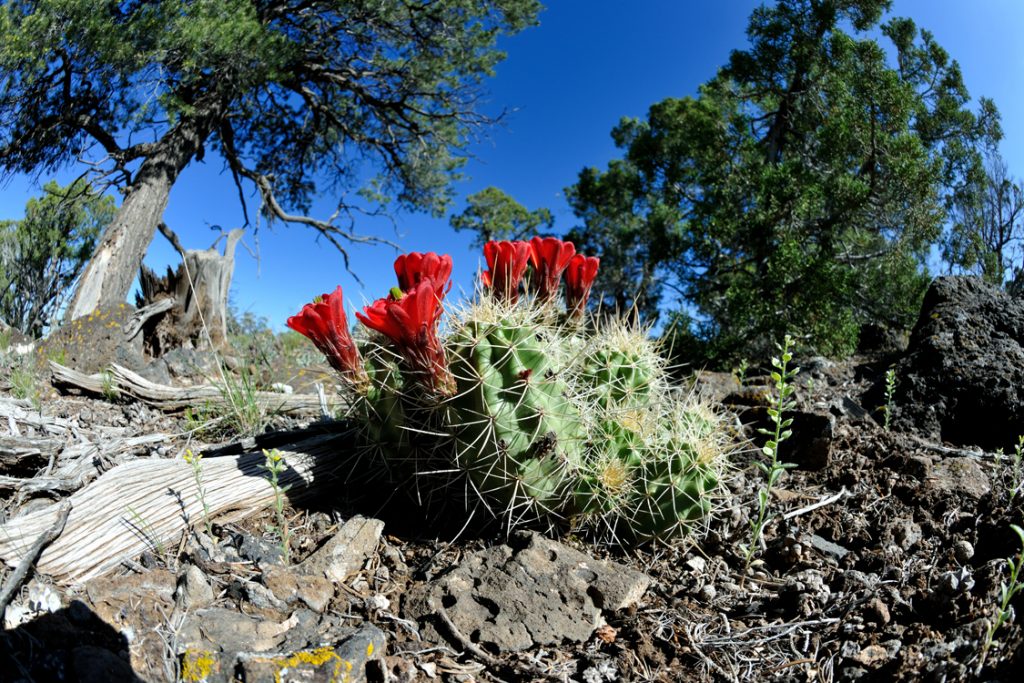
[952, 539, 974, 563]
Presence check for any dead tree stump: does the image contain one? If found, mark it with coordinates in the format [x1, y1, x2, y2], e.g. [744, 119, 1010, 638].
[137, 228, 244, 356]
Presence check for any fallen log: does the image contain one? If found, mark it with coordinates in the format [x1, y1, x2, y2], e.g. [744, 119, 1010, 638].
[0, 435, 60, 470]
[49, 361, 343, 415]
[0, 432, 357, 585]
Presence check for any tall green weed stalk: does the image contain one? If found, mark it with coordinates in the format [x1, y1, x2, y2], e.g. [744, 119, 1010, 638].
[744, 334, 799, 571]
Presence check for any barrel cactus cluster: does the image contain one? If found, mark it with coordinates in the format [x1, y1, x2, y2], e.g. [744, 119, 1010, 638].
[287, 237, 730, 544]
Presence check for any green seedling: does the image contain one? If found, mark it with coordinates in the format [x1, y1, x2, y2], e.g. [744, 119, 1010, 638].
[882, 367, 897, 431]
[261, 449, 291, 564]
[183, 449, 213, 535]
[979, 524, 1024, 672]
[744, 334, 799, 572]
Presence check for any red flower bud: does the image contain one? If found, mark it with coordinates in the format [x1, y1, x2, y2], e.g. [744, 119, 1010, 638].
[481, 240, 531, 303]
[287, 286, 368, 390]
[356, 278, 455, 395]
[528, 237, 576, 303]
[394, 252, 452, 297]
[564, 254, 600, 318]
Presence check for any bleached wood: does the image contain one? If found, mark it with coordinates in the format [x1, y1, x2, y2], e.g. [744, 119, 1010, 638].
[0, 433, 355, 585]
[49, 361, 343, 414]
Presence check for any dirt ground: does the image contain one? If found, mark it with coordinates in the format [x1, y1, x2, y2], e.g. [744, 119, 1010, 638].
[1, 346, 1022, 682]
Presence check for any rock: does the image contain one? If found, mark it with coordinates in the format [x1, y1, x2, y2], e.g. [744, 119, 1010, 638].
[810, 534, 850, 560]
[180, 625, 385, 683]
[297, 516, 384, 583]
[39, 304, 146, 374]
[891, 520, 922, 550]
[235, 531, 284, 566]
[887, 276, 1024, 450]
[405, 531, 651, 652]
[837, 396, 873, 423]
[785, 410, 836, 470]
[689, 371, 741, 403]
[161, 347, 224, 379]
[952, 539, 975, 563]
[235, 626, 385, 683]
[180, 608, 297, 653]
[264, 567, 335, 613]
[136, 358, 172, 386]
[176, 565, 215, 611]
[924, 457, 990, 502]
[852, 641, 901, 669]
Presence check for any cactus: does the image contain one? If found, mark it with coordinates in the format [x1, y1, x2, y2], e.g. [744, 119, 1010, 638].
[289, 241, 731, 544]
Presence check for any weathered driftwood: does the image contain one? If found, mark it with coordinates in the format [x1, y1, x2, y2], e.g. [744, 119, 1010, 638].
[0, 433, 354, 584]
[0, 433, 169, 494]
[0, 435, 60, 469]
[49, 361, 342, 415]
[0, 502, 71, 617]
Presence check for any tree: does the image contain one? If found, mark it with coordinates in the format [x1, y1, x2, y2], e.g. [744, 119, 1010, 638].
[450, 186, 553, 248]
[945, 149, 1024, 286]
[0, 0, 542, 321]
[0, 179, 115, 337]
[566, 0, 1000, 362]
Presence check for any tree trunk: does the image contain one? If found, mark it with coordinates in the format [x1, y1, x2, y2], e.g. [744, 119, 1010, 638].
[66, 115, 214, 321]
[136, 229, 244, 355]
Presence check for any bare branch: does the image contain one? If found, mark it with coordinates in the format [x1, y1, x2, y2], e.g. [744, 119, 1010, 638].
[157, 222, 186, 258]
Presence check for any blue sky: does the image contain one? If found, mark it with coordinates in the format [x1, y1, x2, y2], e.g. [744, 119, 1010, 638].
[3, 1, 1023, 330]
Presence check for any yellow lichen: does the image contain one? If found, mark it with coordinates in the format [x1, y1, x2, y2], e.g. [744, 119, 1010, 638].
[272, 646, 347, 683]
[180, 649, 216, 682]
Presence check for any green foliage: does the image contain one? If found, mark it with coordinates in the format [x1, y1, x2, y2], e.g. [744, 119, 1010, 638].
[744, 334, 799, 570]
[183, 449, 213, 536]
[450, 187, 554, 248]
[979, 524, 1024, 672]
[0, 0, 542, 232]
[566, 0, 1000, 364]
[944, 149, 1024, 287]
[0, 180, 115, 336]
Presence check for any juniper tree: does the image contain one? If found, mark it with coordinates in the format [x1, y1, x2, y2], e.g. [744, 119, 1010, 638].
[0, 0, 541, 320]
[566, 0, 1000, 362]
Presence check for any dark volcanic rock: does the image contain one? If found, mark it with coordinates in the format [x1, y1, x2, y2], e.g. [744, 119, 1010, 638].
[887, 276, 1024, 450]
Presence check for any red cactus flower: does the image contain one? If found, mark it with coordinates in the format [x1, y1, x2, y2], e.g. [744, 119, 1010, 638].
[529, 237, 576, 302]
[394, 252, 452, 297]
[287, 286, 368, 390]
[481, 240, 531, 303]
[355, 278, 455, 395]
[564, 254, 600, 318]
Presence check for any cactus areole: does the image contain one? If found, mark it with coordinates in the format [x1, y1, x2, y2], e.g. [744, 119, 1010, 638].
[288, 241, 729, 545]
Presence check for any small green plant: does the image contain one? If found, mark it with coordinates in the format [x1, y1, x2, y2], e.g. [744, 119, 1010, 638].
[743, 334, 799, 571]
[9, 364, 35, 399]
[1007, 436, 1024, 502]
[261, 449, 291, 564]
[979, 524, 1024, 672]
[214, 366, 268, 438]
[882, 367, 897, 431]
[100, 368, 119, 401]
[126, 505, 166, 556]
[732, 358, 750, 386]
[183, 449, 213, 535]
